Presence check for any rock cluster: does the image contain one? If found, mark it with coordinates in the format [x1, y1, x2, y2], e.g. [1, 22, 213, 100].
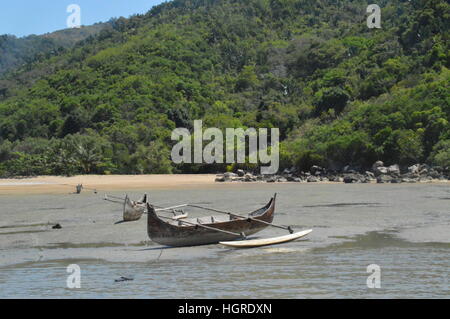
[215, 161, 449, 184]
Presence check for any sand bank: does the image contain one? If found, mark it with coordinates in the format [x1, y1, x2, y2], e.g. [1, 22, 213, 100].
[0, 174, 217, 195]
[0, 174, 447, 195]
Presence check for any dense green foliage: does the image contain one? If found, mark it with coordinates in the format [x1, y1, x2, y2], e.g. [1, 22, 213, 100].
[0, 0, 448, 176]
[0, 23, 110, 77]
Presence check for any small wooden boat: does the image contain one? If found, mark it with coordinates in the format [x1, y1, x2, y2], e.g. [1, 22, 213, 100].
[123, 194, 147, 222]
[147, 194, 277, 247]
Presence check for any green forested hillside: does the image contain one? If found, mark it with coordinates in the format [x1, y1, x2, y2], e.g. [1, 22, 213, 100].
[0, 23, 111, 77]
[0, 0, 448, 176]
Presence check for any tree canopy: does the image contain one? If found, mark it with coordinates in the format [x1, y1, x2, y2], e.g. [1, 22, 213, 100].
[0, 0, 448, 177]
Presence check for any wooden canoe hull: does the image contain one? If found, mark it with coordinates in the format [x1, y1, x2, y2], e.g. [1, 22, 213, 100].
[123, 195, 146, 222]
[147, 195, 276, 247]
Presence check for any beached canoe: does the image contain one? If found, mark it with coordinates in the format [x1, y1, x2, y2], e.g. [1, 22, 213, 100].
[123, 194, 147, 222]
[147, 194, 276, 247]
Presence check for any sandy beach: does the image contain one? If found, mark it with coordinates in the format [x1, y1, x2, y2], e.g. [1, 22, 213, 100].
[0, 174, 447, 195]
[0, 174, 218, 195]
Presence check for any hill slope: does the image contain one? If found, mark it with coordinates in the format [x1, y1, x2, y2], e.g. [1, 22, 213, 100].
[0, 23, 111, 77]
[0, 0, 448, 176]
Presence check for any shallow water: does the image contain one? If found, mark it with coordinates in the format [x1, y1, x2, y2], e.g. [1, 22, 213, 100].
[0, 183, 449, 298]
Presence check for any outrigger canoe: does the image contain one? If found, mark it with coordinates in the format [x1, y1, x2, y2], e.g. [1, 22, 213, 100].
[123, 194, 147, 222]
[146, 194, 312, 247]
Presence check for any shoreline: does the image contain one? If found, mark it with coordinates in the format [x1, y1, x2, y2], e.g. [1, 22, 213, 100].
[0, 174, 217, 195]
[0, 174, 448, 195]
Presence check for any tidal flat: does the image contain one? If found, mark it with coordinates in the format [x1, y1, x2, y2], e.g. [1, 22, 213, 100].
[0, 183, 449, 298]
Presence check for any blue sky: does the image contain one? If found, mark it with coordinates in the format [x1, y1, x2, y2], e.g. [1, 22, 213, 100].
[0, 0, 166, 37]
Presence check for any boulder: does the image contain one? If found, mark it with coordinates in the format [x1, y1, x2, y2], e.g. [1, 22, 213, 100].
[377, 175, 392, 183]
[408, 164, 420, 174]
[224, 172, 237, 179]
[215, 176, 226, 182]
[372, 160, 389, 176]
[433, 166, 443, 173]
[388, 164, 400, 175]
[372, 160, 384, 170]
[343, 174, 359, 183]
[244, 173, 254, 181]
[375, 166, 388, 176]
[402, 172, 419, 179]
[365, 171, 375, 179]
[428, 169, 441, 179]
[343, 165, 358, 174]
[310, 165, 323, 175]
[307, 176, 318, 182]
[236, 169, 245, 177]
[327, 175, 337, 182]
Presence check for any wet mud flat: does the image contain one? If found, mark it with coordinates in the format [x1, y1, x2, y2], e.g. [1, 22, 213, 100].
[0, 183, 449, 298]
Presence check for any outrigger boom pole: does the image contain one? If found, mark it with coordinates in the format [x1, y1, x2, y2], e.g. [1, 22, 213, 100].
[106, 193, 293, 234]
[188, 204, 294, 234]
